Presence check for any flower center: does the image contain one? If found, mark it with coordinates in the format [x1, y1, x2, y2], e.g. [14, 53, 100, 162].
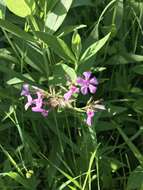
[85, 80, 90, 86]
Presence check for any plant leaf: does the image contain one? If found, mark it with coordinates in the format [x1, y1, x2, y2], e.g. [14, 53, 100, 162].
[80, 32, 111, 63]
[2, 172, 34, 189]
[0, 19, 35, 42]
[49, 63, 77, 85]
[0, 0, 6, 19]
[132, 65, 143, 75]
[45, 0, 73, 33]
[36, 31, 76, 63]
[5, 0, 35, 17]
[127, 166, 143, 190]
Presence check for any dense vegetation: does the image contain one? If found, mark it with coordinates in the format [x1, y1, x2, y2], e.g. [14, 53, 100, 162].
[0, 0, 143, 189]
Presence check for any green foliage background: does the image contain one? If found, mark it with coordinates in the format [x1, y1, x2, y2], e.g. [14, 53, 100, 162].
[0, 0, 143, 189]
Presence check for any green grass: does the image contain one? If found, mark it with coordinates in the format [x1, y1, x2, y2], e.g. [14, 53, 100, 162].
[0, 0, 143, 189]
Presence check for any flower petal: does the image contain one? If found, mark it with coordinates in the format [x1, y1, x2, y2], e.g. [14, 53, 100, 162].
[64, 90, 72, 101]
[33, 92, 43, 108]
[21, 84, 30, 96]
[41, 110, 49, 117]
[83, 71, 91, 80]
[86, 109, 94, 126]
[76, 77, 85, 86]
[25, 102, 31, 110]
[27, 95, 32, 102]
[71, 86, 79, 93]
[89, 84, 97, 94]
[89, 77, 98, 85]
[32, 106, 49, 117]
[86, 116, 92, 126]
[32, 107, 43, 112]
[87, 109, 94, 117]
[81, 86, 88, 95]
[24, 95, 33, 110]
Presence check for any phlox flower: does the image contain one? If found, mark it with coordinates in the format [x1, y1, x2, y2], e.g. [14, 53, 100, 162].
[21, 84, 33, 110]
[77, 71, 98, 95]
[25, 95, 33, 110]
[21, 84, 30, 96]
[64, 85, 79, 101]
[32, 92, 48, 117]
[21, 84, 48, 117]
[86, 109, 95, 126]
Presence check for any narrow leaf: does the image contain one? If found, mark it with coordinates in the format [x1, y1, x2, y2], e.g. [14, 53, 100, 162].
[0, 0, 6, 19]
[0, 19, 35, 42]
[36, 31, 76, 63]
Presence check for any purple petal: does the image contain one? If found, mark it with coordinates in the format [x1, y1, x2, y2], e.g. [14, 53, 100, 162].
[89, 77, 98, 85]
[33, 92, 43, 108]
[37, 91, 42, 99]
[32, 107, 43, 112]
[32, 106, 49, 117]
[25, 102, 31, 110]
[21, 84, 30, 96]
[86, 116, 92, 126]
[24, 95, 33, 110]
[87, 109, 94, 117]
[41, 110, 49, 117]
[81, 86, 88, 95]
[71, 86, 79, 93]
[64, 86, 79, 101]
[83, 71, 91, 80]
[89, 84, 97, 94]
[86, 109, 94, 126]
[76, 77, 85, 86]
[64, 91, 72, 101]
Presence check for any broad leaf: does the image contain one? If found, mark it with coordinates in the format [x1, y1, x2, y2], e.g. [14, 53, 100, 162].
[49, 63, 77, 85]
[127, 166, 143, 190]
[45, 0, 73, 33]
[80, 32, 111, 63]
[132, 65, 143, 75]
[72, 0, 94, 7]
[5, 0, 35, 17]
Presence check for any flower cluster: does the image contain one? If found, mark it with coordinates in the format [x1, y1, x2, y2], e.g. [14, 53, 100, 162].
[21, 71, 104, 126]
[64, 71, 98, 101]
[21, 84, 49, 117]
[63, 71, 99, 126]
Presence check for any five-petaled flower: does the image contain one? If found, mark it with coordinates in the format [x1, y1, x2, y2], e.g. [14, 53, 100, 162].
[77, 71, 98, 95]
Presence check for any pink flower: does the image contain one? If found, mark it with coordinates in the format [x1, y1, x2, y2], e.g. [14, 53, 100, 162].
[77, 71, 98, 95]
[64, 85, 79, 101]
[25, 95, 33, 110]
[86, 109, 95, 126]
[21, 84, 49, 117]
[21, 84, 30, 96]
[21, 84, 33, 110]
[32, 92, 49, 117]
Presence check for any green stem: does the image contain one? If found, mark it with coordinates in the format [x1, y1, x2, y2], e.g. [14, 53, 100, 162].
[113, 121, 143, 167]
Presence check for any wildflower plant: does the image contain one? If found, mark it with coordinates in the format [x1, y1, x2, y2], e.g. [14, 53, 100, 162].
[21, 71, 105, 126]
[1, 1, 142, 190]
